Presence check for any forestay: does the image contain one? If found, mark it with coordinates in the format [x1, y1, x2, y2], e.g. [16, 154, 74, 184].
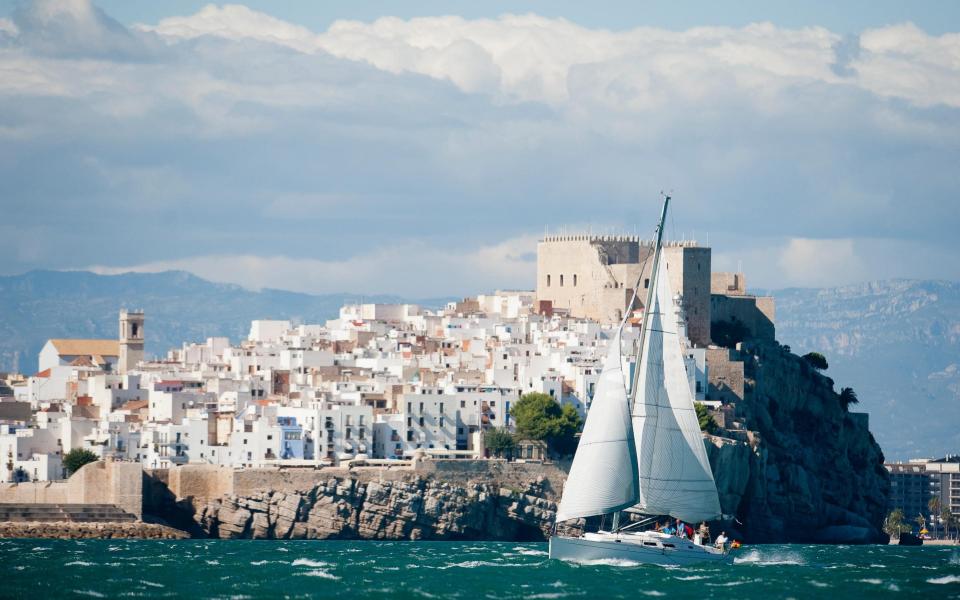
[555, 332, 639, 522]
[631, 259, 721, 523]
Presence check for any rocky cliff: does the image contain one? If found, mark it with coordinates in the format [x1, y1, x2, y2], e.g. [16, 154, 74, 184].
[705, 340, 889, 543]
[189, 476, 564, 541]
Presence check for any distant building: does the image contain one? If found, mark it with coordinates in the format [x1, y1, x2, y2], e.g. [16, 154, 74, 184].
[710, 272, 776, 342]
[38, 339, 119, 373]
[885, 456, 960, 532]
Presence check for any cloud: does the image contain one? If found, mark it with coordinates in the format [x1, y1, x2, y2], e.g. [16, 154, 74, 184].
[86, 235, 539, 297]
[2, 1, 959, 294]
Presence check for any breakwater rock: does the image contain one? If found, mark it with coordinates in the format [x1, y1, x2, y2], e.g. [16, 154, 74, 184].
[0, 521, 188, 539]
[192, 477, 565, 540]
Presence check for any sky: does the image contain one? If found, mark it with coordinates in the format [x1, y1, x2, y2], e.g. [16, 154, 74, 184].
[1, 1, 958, 297]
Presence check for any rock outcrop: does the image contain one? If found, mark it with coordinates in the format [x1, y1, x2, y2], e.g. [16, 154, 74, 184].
[704, 340, 889, 543]
[192, 476, 565, 541]
[0, 522, 188, 539]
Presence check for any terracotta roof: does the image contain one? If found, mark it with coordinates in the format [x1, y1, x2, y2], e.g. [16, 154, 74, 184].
[121, 399, 148, 411]
[49, 339, 119, 357]
[33, 368, 51, 378]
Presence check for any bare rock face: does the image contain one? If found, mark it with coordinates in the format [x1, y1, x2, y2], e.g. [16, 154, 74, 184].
[704, 340, 890, 543]
[193, 477, 557, 541]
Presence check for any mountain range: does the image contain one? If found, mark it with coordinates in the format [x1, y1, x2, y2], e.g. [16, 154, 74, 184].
[1, 270, 955, 460]
[768, 279, 960, 461]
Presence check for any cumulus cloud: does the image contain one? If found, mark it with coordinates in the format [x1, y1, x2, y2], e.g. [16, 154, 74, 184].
[2, 1, 960, 294]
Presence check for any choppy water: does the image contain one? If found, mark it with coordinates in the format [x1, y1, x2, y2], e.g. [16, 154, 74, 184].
[1, 540, 959, 599]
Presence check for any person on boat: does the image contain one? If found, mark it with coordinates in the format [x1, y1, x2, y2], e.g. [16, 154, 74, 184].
[715, 531, 728, 550]
[676, 519, 686, 538]
[661, 523, 675, 535]
[698, 521, 711, 544]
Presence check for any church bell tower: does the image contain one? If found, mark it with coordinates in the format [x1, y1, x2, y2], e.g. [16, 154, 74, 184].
[119, 309, 145, 374]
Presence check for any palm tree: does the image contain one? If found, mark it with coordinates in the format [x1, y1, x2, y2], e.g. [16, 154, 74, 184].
[839, 387, 859, 410]
[929, 497, 942, 538]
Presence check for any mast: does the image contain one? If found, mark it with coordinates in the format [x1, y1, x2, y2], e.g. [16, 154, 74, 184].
[611, 194, 669, 533]
[630, 194, 669, 410]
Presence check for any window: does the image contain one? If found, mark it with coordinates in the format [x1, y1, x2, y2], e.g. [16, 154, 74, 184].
[560, 274, 564, 287]
[267, 435, 272, 440]
[644, 278, 650, 289]
[573, 274, 578, 286]
[460, 400, 465, 409]
[547, 274, 551, 287]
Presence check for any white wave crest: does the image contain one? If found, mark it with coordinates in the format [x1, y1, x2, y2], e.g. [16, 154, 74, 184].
[809, 581, 830, 588]
[292, 558, 330, 568]
[858, 578, 883, 585]
[250, 560, 270, 566]
[72, 591, 106, 598]
[139, 581, 164, 588]
[674, 575, 707, 581]
[65, 561, 95, 566]
[440, 560, 529, 569]
[299, 569, 341, 580]
[576, 558, 643, 568]
[733, 550, 804, 566]
[928, 575, 960, 584]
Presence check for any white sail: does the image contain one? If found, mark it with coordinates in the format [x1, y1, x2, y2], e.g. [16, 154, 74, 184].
[555, 333, 639, 522]
[631, 258, 721, 523]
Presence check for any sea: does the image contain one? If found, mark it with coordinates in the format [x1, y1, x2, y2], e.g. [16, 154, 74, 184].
[1, 540, 959, 599]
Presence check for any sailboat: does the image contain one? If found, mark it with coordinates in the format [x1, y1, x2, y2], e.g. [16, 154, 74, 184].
[549, 195, 730, 566]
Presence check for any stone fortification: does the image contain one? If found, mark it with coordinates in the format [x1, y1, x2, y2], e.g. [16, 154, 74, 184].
[536, 236, 711, 346]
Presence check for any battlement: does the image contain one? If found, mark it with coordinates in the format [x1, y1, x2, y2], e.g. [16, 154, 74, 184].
[539, 235, 700, 248]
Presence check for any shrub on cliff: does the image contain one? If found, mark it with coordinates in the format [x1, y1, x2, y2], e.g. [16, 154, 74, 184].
[694, 402, 718, 434]
[510, 393, 583, 457]
[484, 428, 516, 458]
[802, 352, 829, 370]
[63, 448, 99, 476]
[711, 317, 749, 348]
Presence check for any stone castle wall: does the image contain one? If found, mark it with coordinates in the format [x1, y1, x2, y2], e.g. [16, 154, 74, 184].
[536, 236, 711, 346]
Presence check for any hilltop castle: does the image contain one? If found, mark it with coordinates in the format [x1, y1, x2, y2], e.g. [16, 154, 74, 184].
[535, 235, 773, 348]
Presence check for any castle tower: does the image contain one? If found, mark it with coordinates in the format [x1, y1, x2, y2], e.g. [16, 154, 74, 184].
[118, 309, 145, 374]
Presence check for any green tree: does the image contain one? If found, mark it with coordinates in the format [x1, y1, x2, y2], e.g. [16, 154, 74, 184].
[930, 497, 942, 538]
[839, 387, 859, 411]
[484, 428, 516, 459]
[510, 393, 583, 457]
[883, 508, 907, 538]
[802, 352, 829, 370]
[63, 448, 99, 476]
[694, 402, 718, 434]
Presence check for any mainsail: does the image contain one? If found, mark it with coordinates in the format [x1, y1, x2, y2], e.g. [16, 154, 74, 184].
[631, 258, 721, 523]
[555, 332, 639, 522]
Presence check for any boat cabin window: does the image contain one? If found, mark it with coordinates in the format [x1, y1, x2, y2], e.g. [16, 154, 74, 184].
[663, 543, 675, 548]
[643, 542, 658, 547]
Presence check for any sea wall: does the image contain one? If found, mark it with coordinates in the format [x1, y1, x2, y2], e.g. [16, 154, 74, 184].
[0, 460, 143, 519]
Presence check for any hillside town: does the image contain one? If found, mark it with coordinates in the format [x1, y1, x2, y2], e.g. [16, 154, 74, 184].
[1, 238, 759, 474]
[1, 237, 955, 537]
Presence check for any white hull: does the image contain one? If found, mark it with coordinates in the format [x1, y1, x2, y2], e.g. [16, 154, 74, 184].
[549, 531, 730, 567]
